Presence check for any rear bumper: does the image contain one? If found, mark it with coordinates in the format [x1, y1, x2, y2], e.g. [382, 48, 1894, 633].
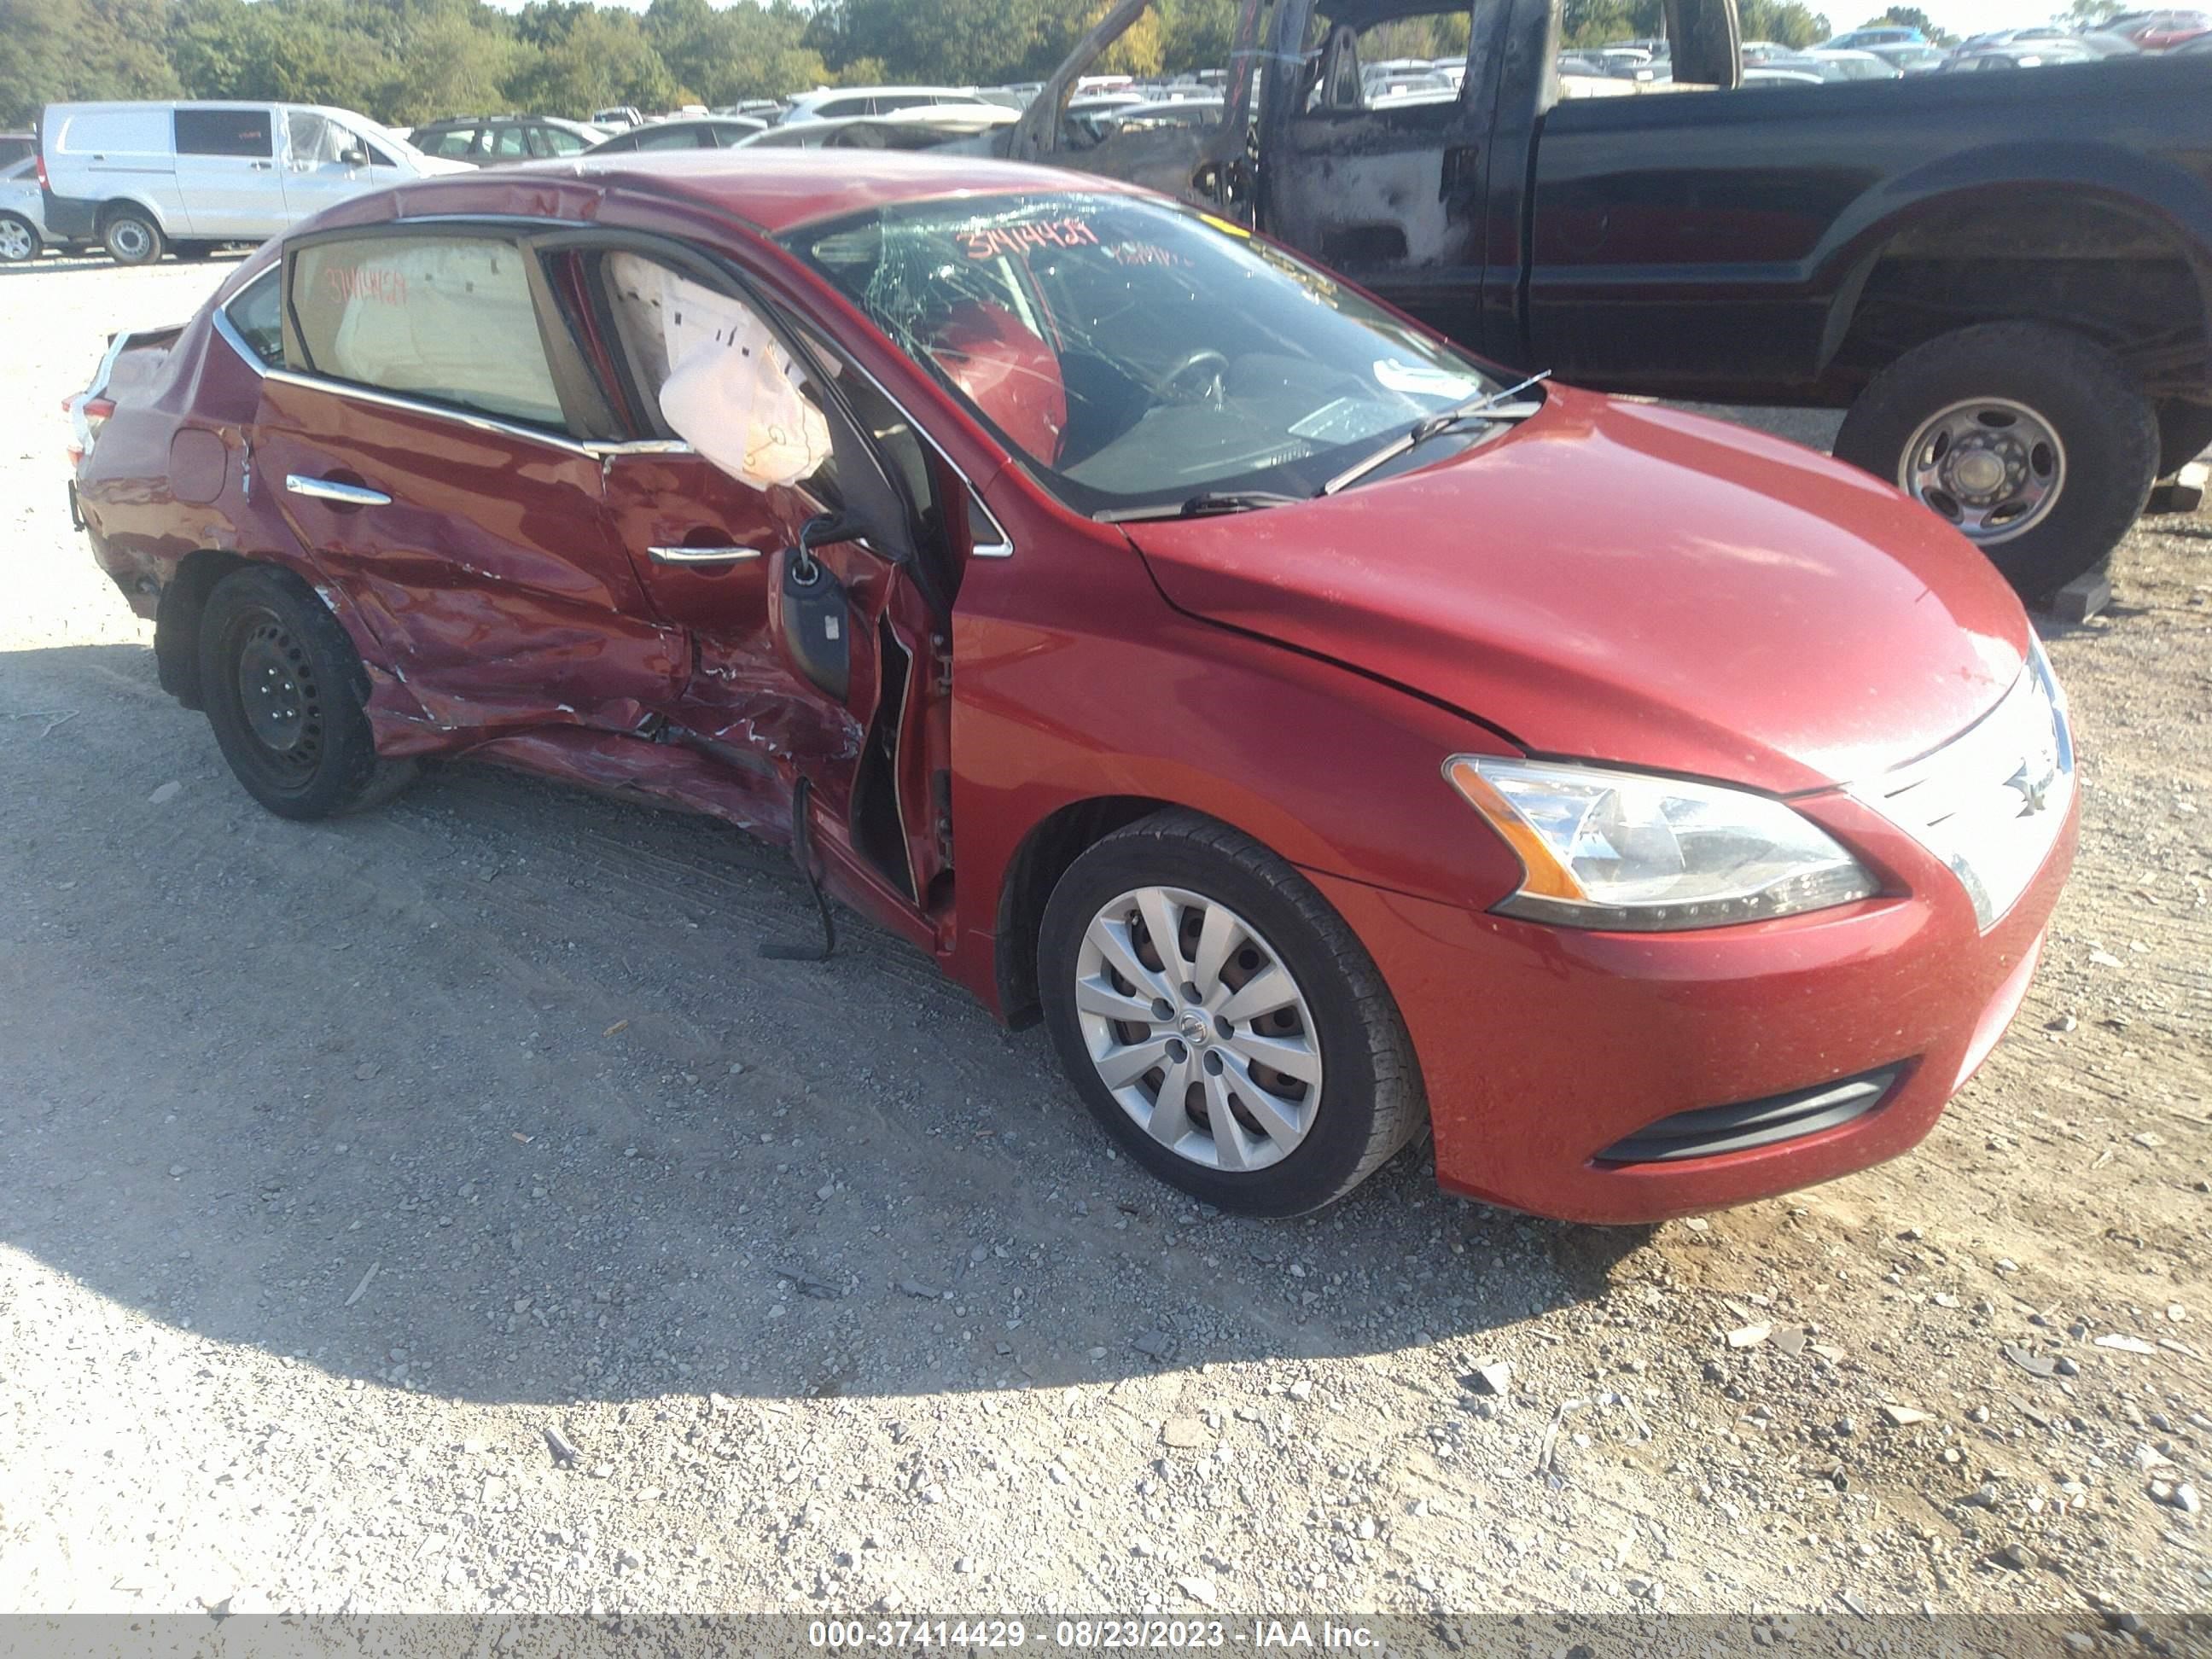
[1308, 789, 2077, 1224]
[41, 190, 98, 241]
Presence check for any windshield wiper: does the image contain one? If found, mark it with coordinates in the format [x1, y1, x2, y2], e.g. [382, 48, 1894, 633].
[1095, 490, 1305, 524]
[1320, 370, 1552, 498]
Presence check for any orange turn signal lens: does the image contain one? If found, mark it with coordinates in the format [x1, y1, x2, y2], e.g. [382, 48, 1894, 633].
[1443, 756, 1587, 903]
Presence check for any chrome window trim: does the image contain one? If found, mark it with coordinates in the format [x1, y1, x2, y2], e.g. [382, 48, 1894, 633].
[259, 368, 693, 460]
[211, 267, 280, 377]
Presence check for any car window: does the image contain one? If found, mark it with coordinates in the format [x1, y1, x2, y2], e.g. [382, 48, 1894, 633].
[223, 269, 286, 368]
[818, 96, 865, 119]
[633, 125, 702, 150]
[875, 93, 932, 113]
[492, 125, 529, 158]
[290, 235, 568, 428]
[286, 110, 376, 168]
[420, 127, 476, 159]
[176, 108, 274, 158]
[1, 156, 32, 180]
[786, 191, 1504, 516]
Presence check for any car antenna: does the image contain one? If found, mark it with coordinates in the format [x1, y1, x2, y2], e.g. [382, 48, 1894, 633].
[761, 774, 838, 962]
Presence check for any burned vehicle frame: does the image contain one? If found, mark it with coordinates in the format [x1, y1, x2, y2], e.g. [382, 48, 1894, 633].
[1011, 0, 2212, 600]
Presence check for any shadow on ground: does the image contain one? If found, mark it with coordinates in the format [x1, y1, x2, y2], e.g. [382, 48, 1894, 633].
[0, 641, 1648, 1411]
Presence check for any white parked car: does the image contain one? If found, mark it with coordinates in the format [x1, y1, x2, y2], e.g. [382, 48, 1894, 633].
[38, 101, 469, 265]
[0, 155, 85, 262]
[777, 86, 1002, 124]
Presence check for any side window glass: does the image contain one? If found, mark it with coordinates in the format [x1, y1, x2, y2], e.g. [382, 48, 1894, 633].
[599, 252, 836, 497]
[423, 128, 474, 158]
[291, 236, 568, 428]
[175, 108, 274, 157]
[492, 125, 529, 158]
[542, 126, 588, 155]
[285, 110, 330, 166]
[636, 125, 696, 150]
[223, 269, 286, 368]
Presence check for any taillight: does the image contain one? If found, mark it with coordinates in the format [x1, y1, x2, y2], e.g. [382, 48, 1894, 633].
[62, 393, 113, 467]
[34, 150, 48, 191]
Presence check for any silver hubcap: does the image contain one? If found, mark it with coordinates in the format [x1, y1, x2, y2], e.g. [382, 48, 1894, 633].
[1899, 398, 2064, 544]
[1074, 886, 1323, 1173]
[110, 222, 149, 259]
[0, 220, 32, 261]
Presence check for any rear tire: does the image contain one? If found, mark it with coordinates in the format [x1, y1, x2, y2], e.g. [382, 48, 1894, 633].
[196, 564, 416, 820]
[1832, 322, 2157, 602]
[1038, 809, 1425, 1216]
[0, 212, 37, 264]
[101, 207, 165, 266]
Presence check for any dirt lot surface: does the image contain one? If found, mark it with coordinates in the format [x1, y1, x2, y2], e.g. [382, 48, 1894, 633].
[2, 254, 2208, 1637]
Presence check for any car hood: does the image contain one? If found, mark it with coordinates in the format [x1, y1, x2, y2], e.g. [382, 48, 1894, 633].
[1121, 388, 2030, 795]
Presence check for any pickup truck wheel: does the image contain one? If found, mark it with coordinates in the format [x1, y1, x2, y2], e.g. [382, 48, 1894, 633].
[2156, 400, 2212, 476]
[1833, 323, 2157, 601]
[197, 565, 416, 820]
[101, 209, 165, 266]
[0, 214, 37, 264]
[1038, 810, 1425, 1216]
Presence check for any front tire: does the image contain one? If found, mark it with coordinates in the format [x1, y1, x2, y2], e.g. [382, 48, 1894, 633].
[102, 207, 165, 266]
[0, 213, 38, 264]
[196, 565, 415, 820]
[1832, 322, 2157, 602]
[1038, 810, 1424, 1216]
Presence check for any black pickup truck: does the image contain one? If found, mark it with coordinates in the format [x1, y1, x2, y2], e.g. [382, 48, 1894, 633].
[1009, 0, 2212, 597]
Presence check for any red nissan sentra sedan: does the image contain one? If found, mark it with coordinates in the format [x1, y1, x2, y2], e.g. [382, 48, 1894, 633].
[67, 153, 2077, 1222]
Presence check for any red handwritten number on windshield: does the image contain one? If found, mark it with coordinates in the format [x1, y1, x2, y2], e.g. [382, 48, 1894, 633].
[958, 218, 1101, 261]
[323, 265, 408, 306]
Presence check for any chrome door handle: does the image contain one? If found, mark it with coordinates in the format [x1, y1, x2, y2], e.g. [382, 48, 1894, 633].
[286, 474, 390, 506]
[251, 160, 275, 171]
[648, 544, 761, 565]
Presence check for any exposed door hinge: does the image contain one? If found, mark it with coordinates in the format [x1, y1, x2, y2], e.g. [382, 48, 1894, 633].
[931, 768, 953, 865]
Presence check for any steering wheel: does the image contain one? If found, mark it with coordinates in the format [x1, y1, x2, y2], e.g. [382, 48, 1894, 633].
[1154, 348, 1230, 407]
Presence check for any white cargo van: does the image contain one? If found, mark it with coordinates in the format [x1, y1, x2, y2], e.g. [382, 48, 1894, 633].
[38, 102, 469, 265]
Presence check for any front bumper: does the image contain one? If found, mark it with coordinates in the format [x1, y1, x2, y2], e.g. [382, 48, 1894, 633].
[1307, 786, 2078, 1225]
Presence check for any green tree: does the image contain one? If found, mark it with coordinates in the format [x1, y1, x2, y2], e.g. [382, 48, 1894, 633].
[1738, 0, 1831, 45]
[1159, 0, 1242, 71]
[2066, 0, 2122, 20]
[1860, 4, 1953, 41]
[0, 0, 180, 127]
[376, 11, 520, 124]
[504, 8, 681, 117]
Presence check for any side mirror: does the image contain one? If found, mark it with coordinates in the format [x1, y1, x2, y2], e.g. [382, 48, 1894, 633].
[795, 511, 867, 577]
[339, 146, 369, 167]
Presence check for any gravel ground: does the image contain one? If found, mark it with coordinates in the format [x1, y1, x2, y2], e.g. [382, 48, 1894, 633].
[2, 253, 2208, 1635]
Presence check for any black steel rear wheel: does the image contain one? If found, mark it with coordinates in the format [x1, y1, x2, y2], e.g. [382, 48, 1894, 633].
[197, 565, 415, 819]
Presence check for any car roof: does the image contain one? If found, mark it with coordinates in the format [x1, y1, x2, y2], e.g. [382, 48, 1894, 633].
[547, 149, 1147, 234]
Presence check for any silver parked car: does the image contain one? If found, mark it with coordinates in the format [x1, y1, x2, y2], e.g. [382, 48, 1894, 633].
[0, 155, 85, 262]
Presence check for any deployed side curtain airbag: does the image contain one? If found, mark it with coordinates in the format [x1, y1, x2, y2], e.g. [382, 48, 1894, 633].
[606, 252, 832, 490]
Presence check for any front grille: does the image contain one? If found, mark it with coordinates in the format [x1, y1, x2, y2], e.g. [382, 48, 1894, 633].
[1854, 642, 2072, 930]
[1595, 1068, 1901, 1165]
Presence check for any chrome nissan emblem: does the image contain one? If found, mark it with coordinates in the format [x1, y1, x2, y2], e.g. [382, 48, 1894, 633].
[1178, 1009, 1214, 1048]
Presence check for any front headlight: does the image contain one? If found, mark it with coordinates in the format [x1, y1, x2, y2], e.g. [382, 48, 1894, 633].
[1445, 756, 1879, 931]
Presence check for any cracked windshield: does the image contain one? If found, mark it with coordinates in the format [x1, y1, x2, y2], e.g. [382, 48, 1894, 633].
[787, 193, 1503, 515]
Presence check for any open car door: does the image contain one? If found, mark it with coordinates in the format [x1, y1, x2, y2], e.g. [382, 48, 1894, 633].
[542, 233, 959, 935]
